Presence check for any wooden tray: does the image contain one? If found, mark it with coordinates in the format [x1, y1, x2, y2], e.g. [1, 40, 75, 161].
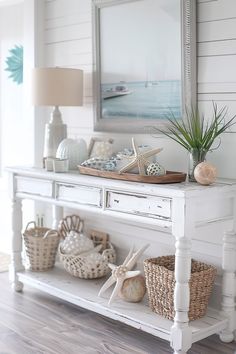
[78, 166, 186, 184]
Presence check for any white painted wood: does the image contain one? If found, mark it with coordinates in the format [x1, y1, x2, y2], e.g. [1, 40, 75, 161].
[219, 191, 236, 343]
[52, 205, 63, 230]
[198, 0, 236, 23]
[105, 191, 171, 220]
[45, 22, 92, 44]
[16, 176, 53, 197]
[56, 182, 102, 207]
[6, 166, 236, 354]
[170, 198, 194, 353]
[17, 263, 228, 343]
[198, 40, 236, 57]
[9, 198, 24, 292]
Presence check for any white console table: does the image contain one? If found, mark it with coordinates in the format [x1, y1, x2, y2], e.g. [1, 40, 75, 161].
[7, 166, 236, 354]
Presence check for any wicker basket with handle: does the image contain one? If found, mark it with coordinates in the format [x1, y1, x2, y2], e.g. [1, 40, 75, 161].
[23, 221, 60, 271]
[143, 255, 217, 321]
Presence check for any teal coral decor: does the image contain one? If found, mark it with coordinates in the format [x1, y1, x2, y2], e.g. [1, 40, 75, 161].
[5, 45, 23, 85]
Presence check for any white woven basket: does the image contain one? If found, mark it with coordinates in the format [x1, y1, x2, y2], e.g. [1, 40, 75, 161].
[58, 215, 116, 279]
[59, 241, 116, 279]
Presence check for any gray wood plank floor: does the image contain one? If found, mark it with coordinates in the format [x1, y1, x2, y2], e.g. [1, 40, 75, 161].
[0, 272, 235, 354]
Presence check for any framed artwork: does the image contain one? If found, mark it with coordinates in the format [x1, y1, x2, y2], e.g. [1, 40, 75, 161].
[92, 0, 196, 133]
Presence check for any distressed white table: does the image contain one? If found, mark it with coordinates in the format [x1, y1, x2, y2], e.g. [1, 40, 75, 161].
[7, 167, 236, 354]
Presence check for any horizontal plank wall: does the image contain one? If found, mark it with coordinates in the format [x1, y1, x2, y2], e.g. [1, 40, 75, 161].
[43, 0, 236, 178]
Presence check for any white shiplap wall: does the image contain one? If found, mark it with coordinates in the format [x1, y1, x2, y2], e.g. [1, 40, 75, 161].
[41, 0, 236, 305]
[43, 0, 236, 179]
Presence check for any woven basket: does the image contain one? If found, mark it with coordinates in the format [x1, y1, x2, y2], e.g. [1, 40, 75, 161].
[58, 214, 116, 279]
[23, 221, 60, 272]
[144, 255, 217, 321]
[59, 241, 116, 279]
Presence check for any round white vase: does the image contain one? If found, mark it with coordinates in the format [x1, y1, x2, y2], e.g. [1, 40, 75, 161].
[56, 138, 88, 170]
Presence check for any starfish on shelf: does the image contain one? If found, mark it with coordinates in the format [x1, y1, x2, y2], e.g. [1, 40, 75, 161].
[118, 138, 163, 175]
[98, 244, 149, 306]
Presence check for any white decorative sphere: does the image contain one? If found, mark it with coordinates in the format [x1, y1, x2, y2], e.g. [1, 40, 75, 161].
[146, 162, 166, 176]
[194, 162, 217, 185]
[61, 231, 94, 255]
[56, 138, 88, 170]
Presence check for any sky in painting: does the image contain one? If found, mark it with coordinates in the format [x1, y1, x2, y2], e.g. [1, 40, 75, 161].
[100, 0, 181, 84]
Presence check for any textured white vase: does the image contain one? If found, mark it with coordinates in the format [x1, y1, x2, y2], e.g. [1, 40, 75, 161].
[56, 138, 88, 170]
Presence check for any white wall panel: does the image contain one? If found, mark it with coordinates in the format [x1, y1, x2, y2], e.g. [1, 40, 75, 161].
[198, 0, 236, 22]
[43, 0, 236, 178]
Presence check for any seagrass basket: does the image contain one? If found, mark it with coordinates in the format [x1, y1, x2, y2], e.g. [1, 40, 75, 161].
[143, 255, 217, 321]
[23, 221, 60, 271]
[58, 215, 116, 279]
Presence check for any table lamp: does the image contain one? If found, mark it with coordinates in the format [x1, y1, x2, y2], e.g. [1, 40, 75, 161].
[32, 67, 83, 159]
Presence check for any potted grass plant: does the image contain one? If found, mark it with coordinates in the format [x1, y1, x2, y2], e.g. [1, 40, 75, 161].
[155, 103, 236, 181]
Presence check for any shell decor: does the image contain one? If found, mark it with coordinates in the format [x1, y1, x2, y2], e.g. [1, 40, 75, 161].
[146, 162, 166, 176]
[98, 244, 149, 306]
[81, 157, 116, 171]
[194, 162, 217, 185]
[119, 275, 146, 303]
[56, 138, 88, 170]
[60, 230, 94, 256]
[118, 138, 163, 175]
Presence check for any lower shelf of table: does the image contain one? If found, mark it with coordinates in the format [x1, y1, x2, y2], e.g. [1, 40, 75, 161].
[17, 264, 228, 343]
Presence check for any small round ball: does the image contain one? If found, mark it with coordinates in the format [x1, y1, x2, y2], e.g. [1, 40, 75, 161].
[194, 162, 217, 185]
[119, 275, 146, 303]
[146, 162, 166, 176]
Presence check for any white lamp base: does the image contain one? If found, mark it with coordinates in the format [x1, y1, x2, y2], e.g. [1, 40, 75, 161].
[43, 106, 67, 158]
[43, 123, 67, 158]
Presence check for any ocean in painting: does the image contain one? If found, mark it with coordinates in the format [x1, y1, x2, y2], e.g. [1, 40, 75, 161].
[101, 80, 181, 119]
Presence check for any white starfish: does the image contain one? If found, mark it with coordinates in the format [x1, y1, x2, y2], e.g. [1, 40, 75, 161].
[119, 138, 163, 176]
[98, 244, 149, 306]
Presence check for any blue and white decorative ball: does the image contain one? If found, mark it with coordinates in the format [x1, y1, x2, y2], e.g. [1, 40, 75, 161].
[146, 162, 166, 176]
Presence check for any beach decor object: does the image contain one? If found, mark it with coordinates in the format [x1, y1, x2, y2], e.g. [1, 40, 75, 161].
[154, 104, 236, 181]
[58, 215, 116, 279]
[60, 230, 94, 255]
[118, 138, 163, 175]
[194, 162, 217, 185]
[81, 157, 116, 171]
[146, 162, 166, 176]
[119, 274, 146, 303]
[98, 244, 149, 306]
[5, 45, 23, 84]
[56, 138, 88, 170]
[88, 137, 114, 158]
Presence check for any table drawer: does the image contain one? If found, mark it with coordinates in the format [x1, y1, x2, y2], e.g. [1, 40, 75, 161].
[106, 191, 171, 220]
[56, 183, 102, 207]
[16, 176, 53, 197]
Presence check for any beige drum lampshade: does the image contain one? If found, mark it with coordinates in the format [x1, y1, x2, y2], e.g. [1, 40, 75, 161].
[32, 67, 83, 159]
[32, 67, 83, 106]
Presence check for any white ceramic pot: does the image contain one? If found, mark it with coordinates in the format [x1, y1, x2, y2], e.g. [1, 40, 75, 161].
[56, 138, 88, 170]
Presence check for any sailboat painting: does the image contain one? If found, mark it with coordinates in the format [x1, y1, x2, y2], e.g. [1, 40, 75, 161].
[99, 0, 182, 121]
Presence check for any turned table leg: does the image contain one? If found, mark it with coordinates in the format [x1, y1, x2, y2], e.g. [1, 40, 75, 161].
[9, 198, 24, 292]
[219, 230, 236, 343]
[52, 205, 63, 229]
[170, 238, 192, 354]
